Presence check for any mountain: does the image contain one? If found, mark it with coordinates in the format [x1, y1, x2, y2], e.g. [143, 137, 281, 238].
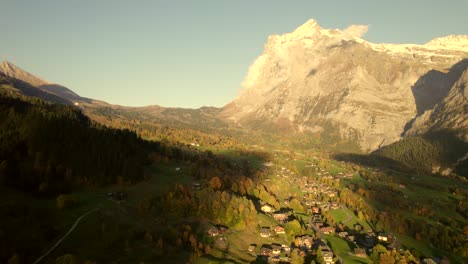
[221, 19, 468, 152]
[407, 68, 468, 141]
[0, 60, 228, 138]
[0, 61, 48, 87]
[0, 61, 85, 105]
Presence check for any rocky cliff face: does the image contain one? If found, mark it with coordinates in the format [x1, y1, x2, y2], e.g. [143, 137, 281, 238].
[407, 68, 468, 141]
[221, 19, 468, 151]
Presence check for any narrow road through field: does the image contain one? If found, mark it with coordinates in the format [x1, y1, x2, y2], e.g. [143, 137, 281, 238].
[33, 207, 100, 264]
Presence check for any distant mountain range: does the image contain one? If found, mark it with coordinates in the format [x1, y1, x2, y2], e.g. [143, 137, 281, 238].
[1, 18, 467, 153]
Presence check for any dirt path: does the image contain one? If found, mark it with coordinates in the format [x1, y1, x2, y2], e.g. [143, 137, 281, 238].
[33, 207, 100, 264]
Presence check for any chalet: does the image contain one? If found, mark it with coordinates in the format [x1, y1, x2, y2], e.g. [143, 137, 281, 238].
[338, 231, 348, 238]
[319, 246, 334, 264]
[192, 182, 201, 190]
[313, 221, 324, 228]
[273, 225, 285, 234]
[323, 251, 334, 264]
[354, 224, 363, 231]
[295, 235, 314, 249]
[260, 227, 271, 238]
[311, 214, 322, 222]
[207, 225, 228, 237]
[273, 213, 288, 223]
[207, 227, 219, 237]
[312, 206, 320, 214]
[354, 248, 367, 258]
[259, 244, 273, 256]
[377, 233, 390, 242]
[281, 244, 291, 253]
[248, 244, 256, 252]
[261, 204, 274, 213]
[321, 226, 335, 234]
[271, 244, 282, 255]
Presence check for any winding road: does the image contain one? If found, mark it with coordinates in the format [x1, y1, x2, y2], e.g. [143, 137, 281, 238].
[33, 207, 100, 264]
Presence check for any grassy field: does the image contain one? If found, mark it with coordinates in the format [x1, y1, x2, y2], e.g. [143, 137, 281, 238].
[328, 207, 372, 231]
[324, 234, 371, 264]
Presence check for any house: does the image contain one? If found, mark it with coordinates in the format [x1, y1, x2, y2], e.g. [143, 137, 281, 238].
[273, 213, 288, 222]
[192, 182, 201, 190]
[354, 248, 367, 258]
[338, 231, 348, 238]
[271, 244, 282, 255]
[259, 244, 273, 256]
[320, 246, 334, 264]
[261, 204, 274, 213]
[377, 233, 390, 242]
[323, 251, 334, 264]
[346, 235, 355, 242]
[273, 225, 285, 234]
[354, 224, 363, 231]
[295, 235, 314, 249]
[281, 244, 291, 253]
[260, 227, 271, 238]
[248, 244, 256, 252]
[321, 226, 335, 234]
[207, 227, 219, 237]
[312, 206, 320, 214]
[313, 221, 324, 228]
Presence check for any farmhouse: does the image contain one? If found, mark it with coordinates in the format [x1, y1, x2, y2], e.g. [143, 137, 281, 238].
[260, 227, 271, 237]
[259, 244, 273, 256]
[377, 233, 390, 242]
[261, 204, 274, 213]
[321, 226, 335, 234]
[273, 225, 286, 234]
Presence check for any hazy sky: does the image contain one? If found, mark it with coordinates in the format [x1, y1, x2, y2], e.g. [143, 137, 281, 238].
[1, 0, 467, 108]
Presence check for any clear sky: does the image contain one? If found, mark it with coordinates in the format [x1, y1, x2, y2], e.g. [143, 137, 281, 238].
[1, 0, 467, 108]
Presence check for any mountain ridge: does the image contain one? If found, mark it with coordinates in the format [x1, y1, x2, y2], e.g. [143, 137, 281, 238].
[1, 19, 467, 152]
[221, 19, 468, 151]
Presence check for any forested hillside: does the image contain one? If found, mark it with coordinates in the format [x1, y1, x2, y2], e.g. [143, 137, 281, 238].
[0, 83, 158, 194]
[373, 131, 468, 177]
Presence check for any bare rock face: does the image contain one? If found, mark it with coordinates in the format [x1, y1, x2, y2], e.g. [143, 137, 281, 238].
[221, 19, 468, 152]
[407, 69, 468, 141]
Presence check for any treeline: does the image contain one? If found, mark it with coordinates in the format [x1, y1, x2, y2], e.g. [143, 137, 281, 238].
[0, 87, 159, 194]
[88, 106, 241, 150]
[373, 132, 468, 176]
